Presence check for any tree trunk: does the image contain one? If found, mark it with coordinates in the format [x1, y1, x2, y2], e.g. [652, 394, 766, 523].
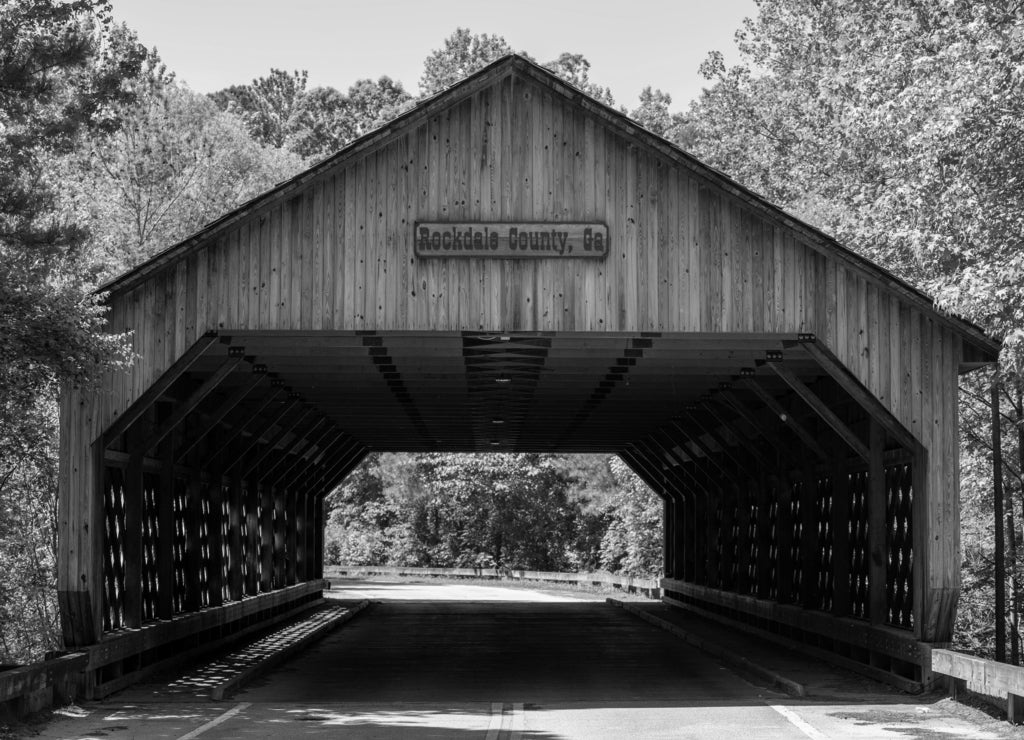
[1011, 386, 1024, 665]
[994, 384, 1006, 662]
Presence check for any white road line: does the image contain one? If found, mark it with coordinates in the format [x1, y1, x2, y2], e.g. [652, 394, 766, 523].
[176, 702, 251, 740]
[510, 702, 524, 740]
[485, 701, 505, 740]
[769, 704, 827, 740]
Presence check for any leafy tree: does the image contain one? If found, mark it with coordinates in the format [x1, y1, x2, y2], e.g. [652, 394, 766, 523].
[210, 68, 308, 148]
[323, 452, 663, 577]
[419, 28, 514, 96]
[286, 77, 413, 160]
[599, 458, 663, 575]
[62, 49, 304, 275]
[285, 85, 348, 160]
[0, 0, 145, 662]
[543, 52, 615, 106]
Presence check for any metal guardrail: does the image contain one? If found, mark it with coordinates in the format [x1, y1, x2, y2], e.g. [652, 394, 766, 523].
[323, 565, 662, 598]
[932, 648, 1024, 724]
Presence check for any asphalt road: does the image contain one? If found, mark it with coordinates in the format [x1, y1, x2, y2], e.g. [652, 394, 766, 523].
[33, 580, 1022, 739]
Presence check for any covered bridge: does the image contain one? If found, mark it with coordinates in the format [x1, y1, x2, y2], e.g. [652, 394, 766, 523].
[59, 55, 998, 695]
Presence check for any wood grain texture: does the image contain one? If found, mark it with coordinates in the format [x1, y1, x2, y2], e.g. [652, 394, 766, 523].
[59, 65, 987, 648]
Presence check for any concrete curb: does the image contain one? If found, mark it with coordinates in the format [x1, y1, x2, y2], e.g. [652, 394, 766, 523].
[211, 599, 371, 701]
[607, 598, 807, 698]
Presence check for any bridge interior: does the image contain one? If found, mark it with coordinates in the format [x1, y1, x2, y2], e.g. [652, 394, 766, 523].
[91, 327, 925, 698]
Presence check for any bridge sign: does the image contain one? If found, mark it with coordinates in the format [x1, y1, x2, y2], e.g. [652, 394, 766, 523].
[413, 222, 609, 259]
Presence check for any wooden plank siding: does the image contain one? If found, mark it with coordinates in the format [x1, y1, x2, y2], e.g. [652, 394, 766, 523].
[59, 60, 993, 650]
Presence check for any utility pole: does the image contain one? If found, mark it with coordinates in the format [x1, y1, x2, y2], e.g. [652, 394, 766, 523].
[994, 384, 1006, 662]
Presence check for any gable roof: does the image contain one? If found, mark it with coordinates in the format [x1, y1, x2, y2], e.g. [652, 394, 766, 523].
[97, 54, 1000, 359]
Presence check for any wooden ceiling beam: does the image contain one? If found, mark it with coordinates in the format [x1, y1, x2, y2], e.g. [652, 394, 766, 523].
[790, 335, 920, 452]
[763, 357, 870, 462]
[234, 405, 315, 475]
[734, 377, 830, 461]
[175, 367, 269, 463]
[254, 417, 329, 483]
[135, 350, 246, 457]
[103, 332, 222, 446]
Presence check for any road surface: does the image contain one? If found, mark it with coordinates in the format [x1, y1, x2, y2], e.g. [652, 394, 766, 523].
[32, 579, 1019, 739]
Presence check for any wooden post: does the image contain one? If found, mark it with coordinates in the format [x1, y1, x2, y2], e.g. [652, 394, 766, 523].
[719, 482, 736, 591]
[228, 467, 243, 601]
[274, 487, 286, 589]
[756, 473, 772, 599]
[736, 478, 751, 595]
[305, 488, 316, 579]
[831, 455, 851, 617]
[994, 385, 1007, 662]
[157, 413, 175, 620]
[183, 459, 202, 613]
[802, 467, 819, 610]
[684, 492, 696, 582]
[260, 483, 274, 592]
[207, 467, 224, 609]
[295, 489, 307, 581]
[776, 475, 794, 604]
[123, 451, 144, 629]
[868, 419, 888, 626]
[245, 478, 259, 596]
[314, 494, 324, 579]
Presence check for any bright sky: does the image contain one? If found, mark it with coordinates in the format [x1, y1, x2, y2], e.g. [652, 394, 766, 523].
[108, 0, 757, 111]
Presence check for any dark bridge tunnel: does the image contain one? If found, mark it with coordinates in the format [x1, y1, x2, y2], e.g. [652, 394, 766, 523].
[58, 55, 998, 699]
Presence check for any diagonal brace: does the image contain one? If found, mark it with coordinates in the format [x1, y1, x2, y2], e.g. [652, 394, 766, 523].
[764, 358, 869, 462]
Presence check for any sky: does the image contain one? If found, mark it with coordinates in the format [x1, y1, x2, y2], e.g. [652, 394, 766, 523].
[108, 0, 758, 111]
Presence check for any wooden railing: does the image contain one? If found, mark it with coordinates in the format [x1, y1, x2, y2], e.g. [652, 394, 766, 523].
[0, 579, 330, 719]
[933, 649, 1024, 724]
[1, 653, 86, 718]
[324, 565, 661, 599]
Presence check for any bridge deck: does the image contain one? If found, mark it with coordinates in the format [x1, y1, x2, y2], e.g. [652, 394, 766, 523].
[34, 580, 1012, 739]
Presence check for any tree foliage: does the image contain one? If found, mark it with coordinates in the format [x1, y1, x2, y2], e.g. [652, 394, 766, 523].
[62, 43, 304, 276]
[419, 27, 514, 96]
[209, 68, 308, 149]
[0, 0, 144, 663]
[324, 453, 662, 576]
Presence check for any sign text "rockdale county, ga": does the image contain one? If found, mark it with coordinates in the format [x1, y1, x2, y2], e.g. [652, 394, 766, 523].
[413, 222, 609, 259]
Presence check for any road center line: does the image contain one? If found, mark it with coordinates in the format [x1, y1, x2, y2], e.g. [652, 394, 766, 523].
[769, 704, 827, 740]
[176, 702, 251, 740]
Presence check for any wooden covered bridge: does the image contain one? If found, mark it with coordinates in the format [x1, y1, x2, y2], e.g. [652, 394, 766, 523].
[59, 55, 998, 696]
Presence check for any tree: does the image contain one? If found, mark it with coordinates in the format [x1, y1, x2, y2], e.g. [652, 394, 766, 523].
[64, 49, 304, 276]
[0, 0, 145, 662]
[322, 452, 663, 577]
[629, 86, 692, 146]
[599, 458, 663, 576]
[286, 77, 413, 160]
[419, 28, 514, 96]
[210, 68, 308, 149]
[543, 52, 615, 106]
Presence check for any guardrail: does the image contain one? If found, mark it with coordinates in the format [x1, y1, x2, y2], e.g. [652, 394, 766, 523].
[933, 649, 1024, 724]
[1, 652, 86, 719]
[1, 580, 330, 721]
[324, 565, 661, 599]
